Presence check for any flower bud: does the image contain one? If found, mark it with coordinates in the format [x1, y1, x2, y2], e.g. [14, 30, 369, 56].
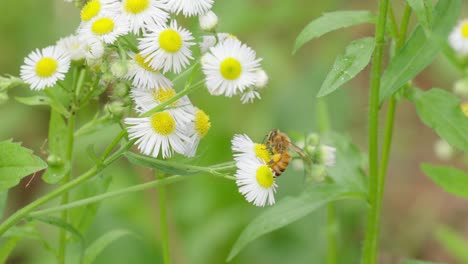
[305, 133, 320, 147]
[114, 82, 129, 97]
[47, 155, 63, 167]
[317, 145, 337, 167]
[105, 101, 125, 117]
[255, 69, 269, 89]
[454, 78, 468, 98]
[111, 60, 128, 78]
[307, 165, 327, 182]
[199, 10, 218, 32]
[434, 139, 454, 161]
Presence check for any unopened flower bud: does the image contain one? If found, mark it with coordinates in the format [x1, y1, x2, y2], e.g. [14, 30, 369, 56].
[105, 101, 125, 117]
[111, 60, 128, 78]
[114, 83, 129, 97]
[454, 78, 468, 98]
[47, 155, 63, 167]
[317, 145, 337, 167]
[307, 165, 327, 182]
[306, 133, 320, 147]
[255, 69, 269, 89]
[199, 10, 218, 32]
[434, 139, 454, 161]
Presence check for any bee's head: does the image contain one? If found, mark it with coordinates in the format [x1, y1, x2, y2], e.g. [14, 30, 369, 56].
[266, 129, 280, 142]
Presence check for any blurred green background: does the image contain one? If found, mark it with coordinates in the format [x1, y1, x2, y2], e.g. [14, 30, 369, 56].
[1, 0, 468, 263]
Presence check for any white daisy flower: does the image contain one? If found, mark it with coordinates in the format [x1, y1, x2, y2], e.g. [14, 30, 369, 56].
[199, 10, 218, 31]
[130, 86, 195, 127]
[199, 33, 235, 54]
[139, 20, 195, 73]
[449, 19, 468, 55]
[202, 38, 262, 97]
[239, 69, 268, 104]
[235, 157, 277, 207]
[165, 0, 213, 17]
[20, 46, 71, 90]
[184, 108, 211, 157]
[79, 13, 130, 44]
[121, 0, 169, 34]
[125, 52, 172, 89]
[231, 134, 271, 164]
[80, 0, 120, 23]
[125, 111, 190, 158]
[320, 145, 336, 167]
[57, 34, 86, 61]
[240, 89, 261, 104]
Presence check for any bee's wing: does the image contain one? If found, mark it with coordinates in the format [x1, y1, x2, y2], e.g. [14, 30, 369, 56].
[288, 143, 311, 162]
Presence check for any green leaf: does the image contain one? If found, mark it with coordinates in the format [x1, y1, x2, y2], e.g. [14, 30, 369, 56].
[227, 183, 364, 261]
[421, 164, 468, 198]
[412, 88, 468, 152]
[15, 95, 69, 117]
[324, 133, 368, 194]
[29, 216, 84, 242]
[0, 237, 21, 263]
[126, 152, 202, 175]
[407, 0, 433, 31]
[293, 10, 375, 54]
[318, 37, 375, 97]
[83, 230, 131, 264]
[435, 226, 468, 263]
[70, 175, 111, 234]
[379, 0, 461, 103]
[42, 110, 68, 184]
[0, 140, 47, 191]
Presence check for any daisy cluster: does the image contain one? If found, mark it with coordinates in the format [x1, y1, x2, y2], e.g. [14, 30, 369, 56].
[19, 0, 269, 159]
[450, 19, 468, 55]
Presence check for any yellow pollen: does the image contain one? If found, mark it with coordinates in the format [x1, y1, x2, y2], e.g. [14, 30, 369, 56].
[135, 53, 157, 72]
[124, 0, 150, 14]
[256, 165, 274, 188]
[461, 102, 468, 117]
[91, 17, 115, 35]
[220, 58, 242, 80]
[152, 88, 178, 107]
[254, 144, 271, 163]
[461, 22, 468, 38]
[194, 110, 211, 138]
[150, 112, 176, 135]
[81, 0, 101, 22]
[159, 29, 183, 53]
[35, 57, 58, 78]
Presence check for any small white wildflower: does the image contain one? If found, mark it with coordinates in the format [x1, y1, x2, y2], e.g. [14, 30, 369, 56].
[199, 10, 218, 31]
[20, 46, 71, 90]
[57, 34, 86, 61]
[231, 134, 271, 164]
[199, 33, 235, 54]
[165, 0, 213, 17]
[120, 0, 169, 34]
[184, 108, 211, 157]
[449, 19, 468, 55]
[79, 13, 130, 44]
[235, 157, 277, 207]
[125, 111, 191, 158]
[202, 38, 262, 97]
[80, 0, 120, 23]
[139, 20, 195, 73]
[125, 52, 172, 89]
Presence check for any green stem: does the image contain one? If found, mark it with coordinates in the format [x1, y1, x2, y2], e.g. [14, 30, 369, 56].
[58, 99, 78, 264]
[326, 203, 338, 264]
[0, 132, 132, 236]
[29, 176, 185, 217]
[362, 0, 390, 263]
[157, 171, 171, 264]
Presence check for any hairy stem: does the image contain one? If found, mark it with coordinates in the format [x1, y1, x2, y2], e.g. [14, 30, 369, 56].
[362, 0, 390, 263]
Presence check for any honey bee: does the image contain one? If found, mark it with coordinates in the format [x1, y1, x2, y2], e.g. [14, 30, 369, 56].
[265, 129, 309, 177]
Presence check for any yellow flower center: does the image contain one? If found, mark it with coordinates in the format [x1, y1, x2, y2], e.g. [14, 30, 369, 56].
[194, 110, 211, 138]
[150, 112, 176, 135]
[124, 0, 150, 14]
[135, 53, 157, 72]
[151, 88, 178, 107]
[35, 57, 58, 78]
[461, 22, 468, 38]
[91, 17, 115, 35]
[254, 144, 271, 163]
[81, 0, 101, 22]
[256, 165, 274, 188]
[159, 29, 183, 53]
[220, 58, 242, 80]
[461, 102, 468, 117]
